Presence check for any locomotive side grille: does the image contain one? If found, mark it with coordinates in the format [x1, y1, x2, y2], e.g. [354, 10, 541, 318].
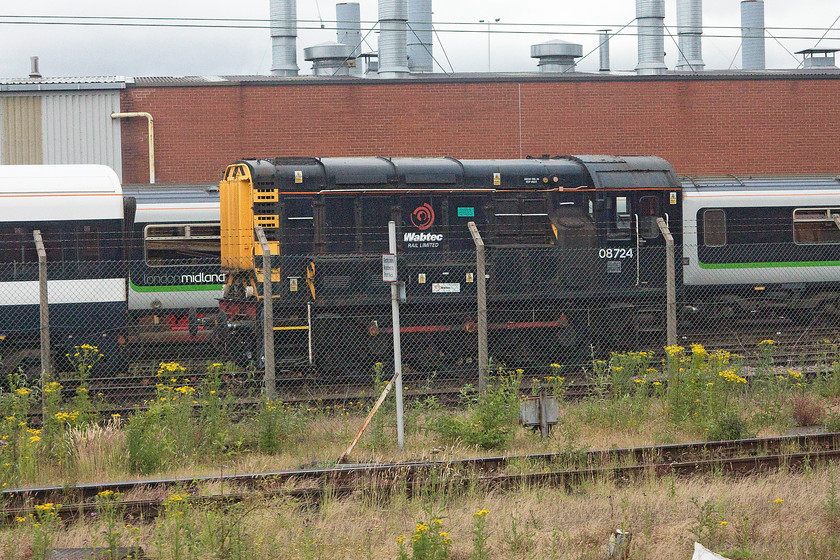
[254, 215, 279, 229]
[322, 275, 352, 291]
[253, 189, 279, 203]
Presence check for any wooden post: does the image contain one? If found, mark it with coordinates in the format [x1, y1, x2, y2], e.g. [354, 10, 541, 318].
[33, 230, 50, 419]
[656, 218, 677, 347]
[337, 371, 399, 464]
[255, 227, 275, 399]
[468, 222, 488, 393]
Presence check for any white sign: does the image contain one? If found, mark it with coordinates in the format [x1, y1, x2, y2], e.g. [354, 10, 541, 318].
[382, 253, 397, 282]
[432, 283, 461, 293]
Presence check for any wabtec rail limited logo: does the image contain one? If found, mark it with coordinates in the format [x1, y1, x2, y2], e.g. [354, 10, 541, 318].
[406, 203, 442, 248]
[410, 203, 435, 231]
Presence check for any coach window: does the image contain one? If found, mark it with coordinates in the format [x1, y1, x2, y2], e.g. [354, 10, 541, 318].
[639, 196, 660, 239]
[145, 224, 221, 266]
[284, 197, 315, 255]
[77, 225, 100, 261]
[703, 209, 727, 247]
[793, 208, 840, 245]
[0, 225, 24, 263]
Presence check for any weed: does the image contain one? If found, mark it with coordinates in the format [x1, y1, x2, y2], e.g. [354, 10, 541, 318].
[396, 517, 451, 560]
[470, 508, 491, 560]
[95, 490, 125, 559]
[705, 411, 751, 441]
[435, 365, 522, 450]
[792, 394, 824, 427]
[502, 511, 537, 557]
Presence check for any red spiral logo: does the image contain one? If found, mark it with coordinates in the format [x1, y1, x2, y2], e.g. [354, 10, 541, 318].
[411, 203, 435, 231]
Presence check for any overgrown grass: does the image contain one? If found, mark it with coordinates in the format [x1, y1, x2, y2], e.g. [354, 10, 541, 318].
[4, 468, 840, 559]
[1, 340, 840, 488]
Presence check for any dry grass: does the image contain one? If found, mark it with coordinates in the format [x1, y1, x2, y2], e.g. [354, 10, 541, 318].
[9, 466, 838, 559]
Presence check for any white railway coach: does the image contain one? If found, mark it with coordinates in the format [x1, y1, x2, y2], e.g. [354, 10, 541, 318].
[0, 165, 125, 373]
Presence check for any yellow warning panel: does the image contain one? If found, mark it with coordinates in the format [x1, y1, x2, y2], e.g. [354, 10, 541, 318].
[254, 241, 280, 256]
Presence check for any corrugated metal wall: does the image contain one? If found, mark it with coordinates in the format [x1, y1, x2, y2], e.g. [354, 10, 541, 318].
[1, 96, 43, 164]
[0, 91, 122, 180]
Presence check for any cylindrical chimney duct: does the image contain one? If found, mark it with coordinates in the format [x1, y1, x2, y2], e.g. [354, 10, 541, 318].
[336, 3, 363, 75]
[676, 0, 704, 70]
[636, 0, 667, 75]
[407, 0, 433, 73]
[378, 0, 410, 78]
[29, 56, 41, 79]
[270, 0, 299, 76]
[599, 30, 611, 72]
[741, 0, 765, 70]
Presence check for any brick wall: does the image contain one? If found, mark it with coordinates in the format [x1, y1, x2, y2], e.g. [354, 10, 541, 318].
[120, 76, 840, 184]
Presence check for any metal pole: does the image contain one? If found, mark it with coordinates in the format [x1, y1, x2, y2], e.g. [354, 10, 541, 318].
[657, 218, 677, 347]
[389, 221, 405, 450]
[255, 227, 275, 399]
[33, 230, 50, 418]
[468, 222, 488, 393]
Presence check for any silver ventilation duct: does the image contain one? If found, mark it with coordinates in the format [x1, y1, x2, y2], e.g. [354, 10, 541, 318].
[304, 42, 356, 76]
[676, 0, 704, 70]
[741, 0, 765, 70]
[531, 40, 582, 73]
[336, 3, 363, 76]
[407, 0, 433, 73]
[29, 56, 41, 79]
[635, 0, 667, 75]
[270, 0, 299, 76]
[378, 0, 410, 77]
[599, 30, 611, 72]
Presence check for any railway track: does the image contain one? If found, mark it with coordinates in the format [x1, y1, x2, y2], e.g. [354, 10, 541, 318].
[5, 432, 840, 522]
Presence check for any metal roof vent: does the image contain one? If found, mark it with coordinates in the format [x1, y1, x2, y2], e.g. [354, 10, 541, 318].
[797, 48, 839, 69]
[407, 0, 433, 73]
[304, 42, 356, 76]
[29, 56, 41, 79]
[676, 0, 704, 70]
[336, 3, 363, 76]
[359, 52, 379, 74]
[636, 0, 667, 75]
[599, 30, 611, 72]
[531, 40, 582, 73]
[741, 0, 765, 70]
[270, 0, 299, 76]
[378, 0, 410, 78]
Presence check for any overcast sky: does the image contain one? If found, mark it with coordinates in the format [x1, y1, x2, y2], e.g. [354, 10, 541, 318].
[1, 1, 838, 78]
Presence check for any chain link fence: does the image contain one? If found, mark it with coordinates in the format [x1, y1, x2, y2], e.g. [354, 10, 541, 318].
[2, 237, 840, 412]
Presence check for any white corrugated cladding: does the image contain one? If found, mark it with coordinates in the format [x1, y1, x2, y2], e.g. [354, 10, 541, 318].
[0, 77, 127, 181]
[42, 92, 122, 176]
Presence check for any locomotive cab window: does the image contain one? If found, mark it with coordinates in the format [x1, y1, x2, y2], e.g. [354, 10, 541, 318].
[606, 196, 631, 241]
[638, 196, 660, 240]
[145, 223, 221, 266]
[793, 208, 840, 245]
[703, 209, 727, 247]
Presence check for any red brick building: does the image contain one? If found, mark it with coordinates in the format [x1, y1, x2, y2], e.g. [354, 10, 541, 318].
[119, 72, 840, 184]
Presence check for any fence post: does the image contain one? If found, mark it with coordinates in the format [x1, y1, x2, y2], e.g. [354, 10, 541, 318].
[33, 230, 50, 418]
[467, 222, 488, 393]
[255, 227, 275, 399]
[387, 221, 405, 450]
[656, 218, 677, 347]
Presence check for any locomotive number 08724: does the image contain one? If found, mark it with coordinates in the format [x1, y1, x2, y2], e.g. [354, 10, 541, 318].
[598, 248, 634, 259]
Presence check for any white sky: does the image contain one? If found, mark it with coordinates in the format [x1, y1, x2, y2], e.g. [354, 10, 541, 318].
[1, 1, 838, 78]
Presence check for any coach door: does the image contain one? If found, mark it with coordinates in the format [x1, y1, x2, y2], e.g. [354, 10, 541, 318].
[635, 194, 666, 288]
